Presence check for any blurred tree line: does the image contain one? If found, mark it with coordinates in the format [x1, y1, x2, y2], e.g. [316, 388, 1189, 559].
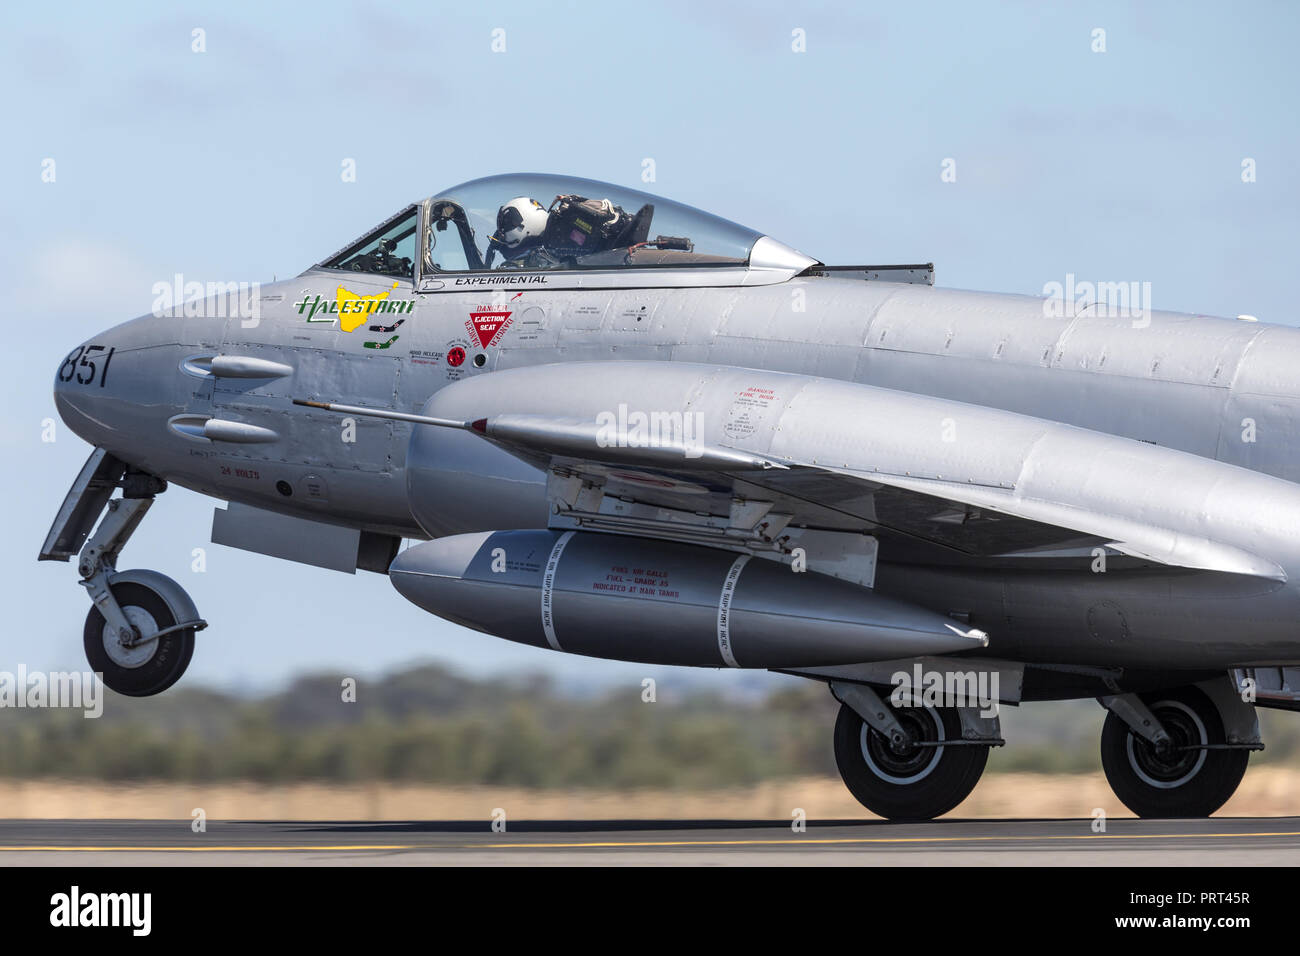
[3, 665, 1300, 787]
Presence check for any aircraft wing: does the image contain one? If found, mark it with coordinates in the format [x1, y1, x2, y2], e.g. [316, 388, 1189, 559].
[469, 413, 1101, 558]
[410, 361, 1288, 583]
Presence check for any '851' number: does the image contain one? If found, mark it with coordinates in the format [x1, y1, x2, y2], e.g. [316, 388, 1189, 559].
[58, 345, 115, 387]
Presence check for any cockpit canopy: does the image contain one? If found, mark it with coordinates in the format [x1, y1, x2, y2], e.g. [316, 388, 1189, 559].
[319, 173, 811, 281]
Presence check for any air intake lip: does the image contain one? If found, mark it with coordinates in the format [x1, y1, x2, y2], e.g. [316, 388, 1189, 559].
[179, 354, 294, 379]
[167, 414, 280, 444]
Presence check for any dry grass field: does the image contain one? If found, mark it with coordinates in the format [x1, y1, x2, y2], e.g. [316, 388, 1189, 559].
[3, 767, 1297, 821]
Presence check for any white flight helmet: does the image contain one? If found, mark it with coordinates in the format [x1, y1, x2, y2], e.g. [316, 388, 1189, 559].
[495, 197, 549, 249]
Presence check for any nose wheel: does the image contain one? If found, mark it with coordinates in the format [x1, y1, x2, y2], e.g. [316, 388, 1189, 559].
[84, 580, 197, 697]
[41, 449, 205, 697]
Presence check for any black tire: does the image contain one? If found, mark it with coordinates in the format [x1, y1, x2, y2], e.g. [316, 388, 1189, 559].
[833, 699, 989, 821]
[1100, 686, 1249, 818]
[83, 582, 195, 697]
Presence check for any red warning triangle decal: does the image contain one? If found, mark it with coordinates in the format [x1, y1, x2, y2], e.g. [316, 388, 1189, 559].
[467, 310, 513, 348]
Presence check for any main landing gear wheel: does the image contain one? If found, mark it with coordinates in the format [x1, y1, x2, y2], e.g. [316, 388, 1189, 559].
[833, 699, 989, 821]
[1100, 686, 1249, 818]
[83, 581, 196, 697]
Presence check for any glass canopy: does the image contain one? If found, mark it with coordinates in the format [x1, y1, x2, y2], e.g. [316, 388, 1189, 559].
[423, 174, 764, 273]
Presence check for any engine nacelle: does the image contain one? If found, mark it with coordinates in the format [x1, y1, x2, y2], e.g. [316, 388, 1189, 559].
[389, 529, 986, 668]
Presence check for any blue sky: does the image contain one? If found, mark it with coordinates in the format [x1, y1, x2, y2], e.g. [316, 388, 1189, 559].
[2, 1, 1297, 693]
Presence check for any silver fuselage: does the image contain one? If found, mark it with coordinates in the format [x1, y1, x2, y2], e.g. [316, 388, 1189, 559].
[53, 270, 1300, 675]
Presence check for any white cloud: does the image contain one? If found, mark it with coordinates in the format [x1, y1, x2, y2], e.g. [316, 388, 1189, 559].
[26, 237, 160, 320]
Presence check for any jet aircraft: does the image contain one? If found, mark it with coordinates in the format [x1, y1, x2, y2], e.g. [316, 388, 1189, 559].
[43, 173, 1300, 819]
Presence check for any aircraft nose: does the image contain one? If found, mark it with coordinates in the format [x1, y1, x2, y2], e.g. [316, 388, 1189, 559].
[53, 312, 170, 451]
[54, 305, 234, 461]
[53, 337, 122, 446]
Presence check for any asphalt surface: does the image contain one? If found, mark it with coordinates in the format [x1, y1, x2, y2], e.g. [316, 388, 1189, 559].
[2, 816, 1299, 864]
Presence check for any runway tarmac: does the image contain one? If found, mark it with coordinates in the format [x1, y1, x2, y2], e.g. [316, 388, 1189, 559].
[2, 816, 1299, 864]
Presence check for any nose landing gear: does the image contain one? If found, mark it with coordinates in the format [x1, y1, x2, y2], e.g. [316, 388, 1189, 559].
[83, 574, 200, 697]
[40, 448, 206, 697]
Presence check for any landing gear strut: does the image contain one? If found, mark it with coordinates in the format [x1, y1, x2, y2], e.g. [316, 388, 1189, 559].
[40, 448, 205, 697]
[830, 681, 999, 820]
[1099, 681, 1259, 818]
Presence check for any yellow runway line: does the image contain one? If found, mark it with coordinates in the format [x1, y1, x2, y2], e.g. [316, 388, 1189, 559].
[473, 830, 1300, 849]
[3, 830, 1300, 852]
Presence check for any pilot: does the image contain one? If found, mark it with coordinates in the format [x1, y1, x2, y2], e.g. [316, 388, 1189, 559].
[488, 197, 550, 267]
